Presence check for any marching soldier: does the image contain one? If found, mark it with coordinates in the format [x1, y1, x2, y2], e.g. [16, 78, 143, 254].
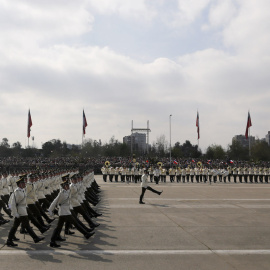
[176, 167, 181, 183]
[169, 167, 175, 182]
[161, 167, 167, 182]
[48, 175, 95, 248]
[101, 166, 108, 182]
[6, 174, 45, 247]
[153, 166, 160, 184]
[139, 170, 163, 204]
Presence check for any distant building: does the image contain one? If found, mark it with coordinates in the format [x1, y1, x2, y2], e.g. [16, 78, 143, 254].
[232, 135, 255, 148]
[266, 131, 270, 146]
[123, 132, 147, 154]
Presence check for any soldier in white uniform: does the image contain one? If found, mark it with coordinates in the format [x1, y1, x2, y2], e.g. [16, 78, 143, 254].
[139, 170, 163, 204]
[153, 166, 161, 184]
[169, 167, 176, 182]
[48, 175, 95, 248]
[6, 175, 45, 247]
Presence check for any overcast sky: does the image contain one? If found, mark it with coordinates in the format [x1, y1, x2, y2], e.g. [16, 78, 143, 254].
[0, 0, 269, 152]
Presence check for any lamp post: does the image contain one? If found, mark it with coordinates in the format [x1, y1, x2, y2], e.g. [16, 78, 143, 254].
[170, 114, 172, 167]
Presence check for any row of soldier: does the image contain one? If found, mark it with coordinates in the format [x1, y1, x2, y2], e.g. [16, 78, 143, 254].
[101, 164, 270, 184]
[0, 168, 102, 248]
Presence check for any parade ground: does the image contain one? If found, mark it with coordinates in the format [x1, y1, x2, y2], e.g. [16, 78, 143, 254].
[1, 175, 270, 270]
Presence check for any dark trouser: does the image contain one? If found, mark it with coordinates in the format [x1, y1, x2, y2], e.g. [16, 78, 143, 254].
[39, 198, 51, 210]
[103, 174, 107, 182]
[0, 199, 11, 216]
[28, 204, 46, 227]
[170, 175, 175, 182]
[139, 186, 161, 202]
[8, 216, 38, 241]
[109, 175, 114, 182]
[51, 214, 88, 242]
[82, 200, 99, 218]
[35, 201, 51, 223]
[73, 205, 96, 228]
[154, 176, 159, 184]
[121, 175, 125, 182]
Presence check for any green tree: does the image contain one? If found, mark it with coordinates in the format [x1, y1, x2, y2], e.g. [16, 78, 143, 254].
[251, 140, 270, 161]
[205, 144, 226, 159]
[227, 140, 249, 160]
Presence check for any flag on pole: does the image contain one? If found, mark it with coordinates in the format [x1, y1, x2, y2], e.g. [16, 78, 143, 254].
[245, 111, 252, 139]
[83, 110, 88, 135]
[196, 111, 200, 139]
[27, 109, 32, 138]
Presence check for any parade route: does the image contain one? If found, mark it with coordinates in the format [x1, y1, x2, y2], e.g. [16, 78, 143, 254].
[1, 175, 270, 270]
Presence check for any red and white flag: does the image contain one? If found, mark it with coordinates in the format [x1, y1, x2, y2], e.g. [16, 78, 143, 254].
[196, 111, 200, 139]
[83, 110, 88, 135]
[245, 111, 252, 139]
[27, 109, 32, 138]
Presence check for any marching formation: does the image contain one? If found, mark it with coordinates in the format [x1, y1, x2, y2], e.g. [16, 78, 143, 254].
[0, 168, 102, 248]
[101, 161, 270, 184]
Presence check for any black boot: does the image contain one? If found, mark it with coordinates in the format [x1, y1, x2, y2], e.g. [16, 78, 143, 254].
[6, 240, 18, 247]
[84, 231, 95, 239]
[50, 241, 61, 248]
[55, 235, 66, 241]
[34, 236, 45, 243]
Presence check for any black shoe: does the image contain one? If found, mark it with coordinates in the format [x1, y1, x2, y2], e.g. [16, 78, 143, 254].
[94, 213, 102, 217]
[139, 201, 145, 204]
[6, 240, 18, 247]
[84, 231, 95, 239]
[40, 226, 49, 234]
[2, 219, 10, 224]
[65, 230, 75, 235]
[12, 236, 20, 241]
[47, 218, 55, 224]
[50, 242, 61, 248]
[34, 236, 45, 243]
[159, 190, 163, 195]
[86, 228, 95, 233]
[55, 236, 66, 241]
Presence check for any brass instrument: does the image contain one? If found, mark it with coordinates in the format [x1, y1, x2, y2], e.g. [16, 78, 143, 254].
[105, 161, 110, 168]
[197, 161, 202, 168]
[157, 162, 163, 168]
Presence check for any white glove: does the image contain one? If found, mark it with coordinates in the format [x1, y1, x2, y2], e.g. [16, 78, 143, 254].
[15, 213, 20, 218]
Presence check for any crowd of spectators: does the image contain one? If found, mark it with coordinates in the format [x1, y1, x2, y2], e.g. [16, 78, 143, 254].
[1, 156, 270, 175]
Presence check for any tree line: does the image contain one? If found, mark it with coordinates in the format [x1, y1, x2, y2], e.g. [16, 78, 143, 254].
[0, 136, 270, 161]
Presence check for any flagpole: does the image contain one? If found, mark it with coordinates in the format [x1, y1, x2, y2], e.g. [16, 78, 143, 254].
[248, 111, 251, 157]
[82, 110, 84, 149]
[169, 114, 172, 168]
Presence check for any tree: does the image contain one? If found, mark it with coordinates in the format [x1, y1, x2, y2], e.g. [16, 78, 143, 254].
[205, 144, 226, 159]
[155, 135, 168, 156]
[251, 140, 270, 161]
[227, 140, 249, 160]
[171, 142, 182, 158]
[1, 138, 10, 148]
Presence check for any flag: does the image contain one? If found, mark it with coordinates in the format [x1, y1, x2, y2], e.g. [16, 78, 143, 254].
[27, 109, 32, 138]
[196, 111, 200, 139]
[245, 111, 252, 139]
[173, 160, 178, 165]
[83, 110, 88, 135]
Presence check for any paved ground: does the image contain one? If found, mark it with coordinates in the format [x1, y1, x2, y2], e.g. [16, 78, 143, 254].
[1, 175, 270, 269]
